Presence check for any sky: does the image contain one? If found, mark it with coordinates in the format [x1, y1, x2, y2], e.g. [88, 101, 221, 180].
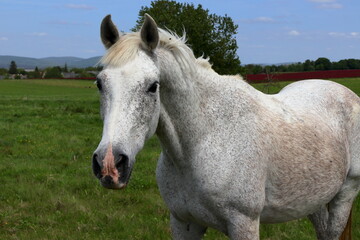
[0, 0, 359, 64]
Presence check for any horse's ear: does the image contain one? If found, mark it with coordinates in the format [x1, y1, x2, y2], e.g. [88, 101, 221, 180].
[101, 15, 120, 49]
[140, 14, 159, 51]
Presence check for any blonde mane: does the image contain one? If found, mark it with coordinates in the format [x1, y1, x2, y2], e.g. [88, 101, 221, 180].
[100, 28, 213, 72]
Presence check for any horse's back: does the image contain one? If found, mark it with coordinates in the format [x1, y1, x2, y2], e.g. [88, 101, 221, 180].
[277, 79, 360, 152]
[276, 79, 360, 144]
[260, 79, 360, 223]
[277, 79, 359, 116]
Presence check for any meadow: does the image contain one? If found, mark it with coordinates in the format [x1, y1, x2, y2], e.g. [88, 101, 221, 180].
[0, 78, 359, 239]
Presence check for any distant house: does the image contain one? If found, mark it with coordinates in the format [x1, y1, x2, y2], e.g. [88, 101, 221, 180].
[9, 74, 27, 79]
[62, 72, 79, 79]
[0, 75, 5, 80]
[87, 71, 99, 76]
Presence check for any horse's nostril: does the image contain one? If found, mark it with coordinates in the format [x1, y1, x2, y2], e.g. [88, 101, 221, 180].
[92, 153, 102, 179]
[102, 175, 113, 185]
[115, 154, 129, 183]
[116, 154, 128, 169]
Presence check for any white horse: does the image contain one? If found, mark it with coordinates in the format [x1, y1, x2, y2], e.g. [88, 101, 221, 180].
[92, 14, 360, 240]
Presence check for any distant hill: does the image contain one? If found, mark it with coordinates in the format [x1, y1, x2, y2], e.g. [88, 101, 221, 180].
[0, 55, 101, 69]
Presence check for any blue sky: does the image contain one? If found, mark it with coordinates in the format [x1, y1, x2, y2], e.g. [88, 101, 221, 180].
[0, 0, 359, 64]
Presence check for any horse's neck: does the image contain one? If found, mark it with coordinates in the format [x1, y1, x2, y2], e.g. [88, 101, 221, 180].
[155, 51, 262, 168]
[156, 61, 207, 164]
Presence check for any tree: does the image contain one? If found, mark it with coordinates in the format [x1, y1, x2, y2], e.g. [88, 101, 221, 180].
[132, 0, 241, 75]
[63, 63, 68, 73]
[244, 64, 264, 74]
[346, 59, 360, 69]
[0, 68, 8, 75]
[315, 57, 332, 71]
[287, 62, 304, 72]
[8, 60, 18, 74]
[44, 66, 62, 78]
[303, 60, 315, 71]
[28, 66, 42, 79]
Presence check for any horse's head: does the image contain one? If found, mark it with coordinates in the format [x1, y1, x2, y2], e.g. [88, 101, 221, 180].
[92, 14, 161, 189]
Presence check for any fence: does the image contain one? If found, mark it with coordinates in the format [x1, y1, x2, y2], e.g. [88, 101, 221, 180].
[246, 69, 360, 83]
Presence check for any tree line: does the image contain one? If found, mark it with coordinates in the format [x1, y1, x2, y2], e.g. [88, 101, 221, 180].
[3, 57, 359, 80]
[0, 61, 102, 79]
[244, 58, 360, 75]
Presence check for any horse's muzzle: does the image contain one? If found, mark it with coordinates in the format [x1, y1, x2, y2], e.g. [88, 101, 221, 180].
[92, 151, 130, 190]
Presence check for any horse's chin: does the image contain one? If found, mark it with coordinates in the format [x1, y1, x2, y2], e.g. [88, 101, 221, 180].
[100, 180, 128, 190]
[99, 169, 133, 190]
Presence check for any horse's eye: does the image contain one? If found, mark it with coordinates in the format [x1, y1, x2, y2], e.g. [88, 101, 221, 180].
[147, 81, 159, 93]
[96, 79, 102, 91]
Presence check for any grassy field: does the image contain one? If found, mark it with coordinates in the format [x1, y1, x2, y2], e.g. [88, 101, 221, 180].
[0, 78, 359, 239]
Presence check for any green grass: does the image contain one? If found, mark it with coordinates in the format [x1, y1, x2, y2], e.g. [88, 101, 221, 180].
[0, 78, 359, 239]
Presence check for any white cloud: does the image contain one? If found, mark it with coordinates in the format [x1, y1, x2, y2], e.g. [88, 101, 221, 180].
[328, 32, 360, 38]
[319, 3, 343, 9]
[30, 32, 47, 37]
[48, 20, 90, 26]
[308, 0, 336, 3]
[0, 37, 8, 41]
[309, 0, 343, 9]
[288, 30, 300, 36]
[328, 32, 346, 37]
[255, 17, 276, 23]
[240, 17, 277, 24]
[64, 4, 95, 10]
